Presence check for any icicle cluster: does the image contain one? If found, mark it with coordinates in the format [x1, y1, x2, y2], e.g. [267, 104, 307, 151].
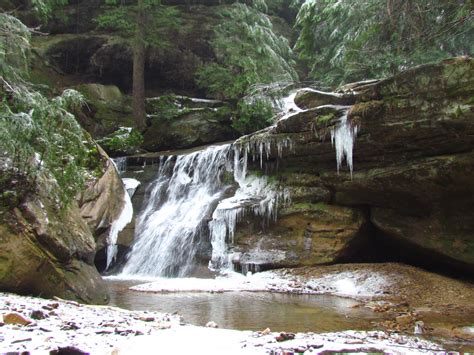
[330, 111, 359, 175]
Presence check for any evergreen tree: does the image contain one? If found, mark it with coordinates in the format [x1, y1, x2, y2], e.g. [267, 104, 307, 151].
[294, 0, 473, 86]
[1, 7, 100, 207]
[98, 0, 179, 131]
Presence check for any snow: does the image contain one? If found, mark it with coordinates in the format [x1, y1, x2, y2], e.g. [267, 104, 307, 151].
[0, 292, 444, 355]
[122, 269, 390, 300]
[122, 178, 140, 198]
[115, 327, 444, 355]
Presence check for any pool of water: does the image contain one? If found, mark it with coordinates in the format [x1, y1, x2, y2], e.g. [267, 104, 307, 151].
[107, 280, 386, 333]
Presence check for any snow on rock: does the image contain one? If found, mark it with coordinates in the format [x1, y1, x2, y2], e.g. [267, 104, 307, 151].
[122, 178, 141, 198]
[115, 326, 443, 355]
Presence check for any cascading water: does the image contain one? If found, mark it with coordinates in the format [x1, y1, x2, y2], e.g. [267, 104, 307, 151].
[121, 145, 234, 277]
[118, 89, 358, 277]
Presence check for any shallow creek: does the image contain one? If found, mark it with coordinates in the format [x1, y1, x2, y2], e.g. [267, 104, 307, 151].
[107, 279, 387, 332]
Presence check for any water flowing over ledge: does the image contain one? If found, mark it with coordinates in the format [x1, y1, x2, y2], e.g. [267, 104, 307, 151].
[118, 89, 360, 278]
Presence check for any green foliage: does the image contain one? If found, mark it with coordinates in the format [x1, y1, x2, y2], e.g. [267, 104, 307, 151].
[0, 14, 31, 81]
[98, 127, 143, 155]
[0, 14, 99, 208]
[30, 0, 69, 21]
[96, 4, 181, 47]
[146, 95, 182, 120]
[294, 0, 474, 86]
[0, 83, 93, 206]
[196, 3, 298, 101]
[232, 98, 274, 135]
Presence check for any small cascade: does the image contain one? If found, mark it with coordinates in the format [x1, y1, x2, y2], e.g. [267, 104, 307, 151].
[107, 157, 135, 270]
[330, 109, 359, 175]
[113, 157, 127, 175]
[277, 90, 305, 121]
[121, 144, 233, 277]
[106, 190, 133, 270]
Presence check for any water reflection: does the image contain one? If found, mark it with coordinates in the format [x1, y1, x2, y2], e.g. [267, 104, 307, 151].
[107, 280, 384, 333]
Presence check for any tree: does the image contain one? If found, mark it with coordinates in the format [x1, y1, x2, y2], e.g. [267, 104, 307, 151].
[98, 0, 179, 131]
[294, 0, 474, 87]
[1, 11, 100, 207]
[132, 0, 147, 131]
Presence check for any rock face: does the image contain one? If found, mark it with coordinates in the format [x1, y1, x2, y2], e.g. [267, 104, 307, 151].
[80, 155, 126, 252]
[0, 175, 109, 304]
[233, 58, 474, 273]
[232, 203, 368, 272]
[0, 144, 130, 303]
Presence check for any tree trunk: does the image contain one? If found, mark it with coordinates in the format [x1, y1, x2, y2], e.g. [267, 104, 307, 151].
[132, 0, 147, 132]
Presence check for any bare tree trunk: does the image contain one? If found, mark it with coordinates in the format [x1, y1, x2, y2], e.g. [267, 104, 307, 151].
[132, 0, 147, 131]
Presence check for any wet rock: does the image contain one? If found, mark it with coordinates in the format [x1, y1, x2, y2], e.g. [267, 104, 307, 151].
[138, 316, 155, 322]
[233, 203, 369, 269]
[395, 314, 414, 326]
[294, 89, 355, 110]
[50, 346, 89, 355]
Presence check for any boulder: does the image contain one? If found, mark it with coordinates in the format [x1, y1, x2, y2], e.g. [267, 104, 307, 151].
[0, 181, 109, 304]
[80, 147, 131, 271]
[142, 107, 237, 151]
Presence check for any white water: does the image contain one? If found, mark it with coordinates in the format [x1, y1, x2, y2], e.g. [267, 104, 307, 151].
[121, 145, 234, 277]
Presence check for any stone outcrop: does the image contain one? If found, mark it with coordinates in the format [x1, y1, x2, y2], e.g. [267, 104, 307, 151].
[0, 143, 131, 303]
[0, 173, 109, 304]
[232, 57, 474, 273]
[80, 152, 126, 251]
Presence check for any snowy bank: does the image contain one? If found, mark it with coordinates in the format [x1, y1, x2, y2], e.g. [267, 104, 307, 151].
[0, 292, 443, 354]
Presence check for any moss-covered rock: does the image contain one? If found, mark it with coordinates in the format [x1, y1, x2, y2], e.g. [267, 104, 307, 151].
[143, 106, 237, 151]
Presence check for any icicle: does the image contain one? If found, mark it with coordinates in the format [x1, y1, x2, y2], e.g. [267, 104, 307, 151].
[330, 110, 359, 175]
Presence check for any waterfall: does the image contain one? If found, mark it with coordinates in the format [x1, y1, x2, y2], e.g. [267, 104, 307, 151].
[121, 145, 233, 277]
[117, 89, 357, 277]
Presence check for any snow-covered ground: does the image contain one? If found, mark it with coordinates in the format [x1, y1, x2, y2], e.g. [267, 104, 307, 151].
[0, 292, 443, 354]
